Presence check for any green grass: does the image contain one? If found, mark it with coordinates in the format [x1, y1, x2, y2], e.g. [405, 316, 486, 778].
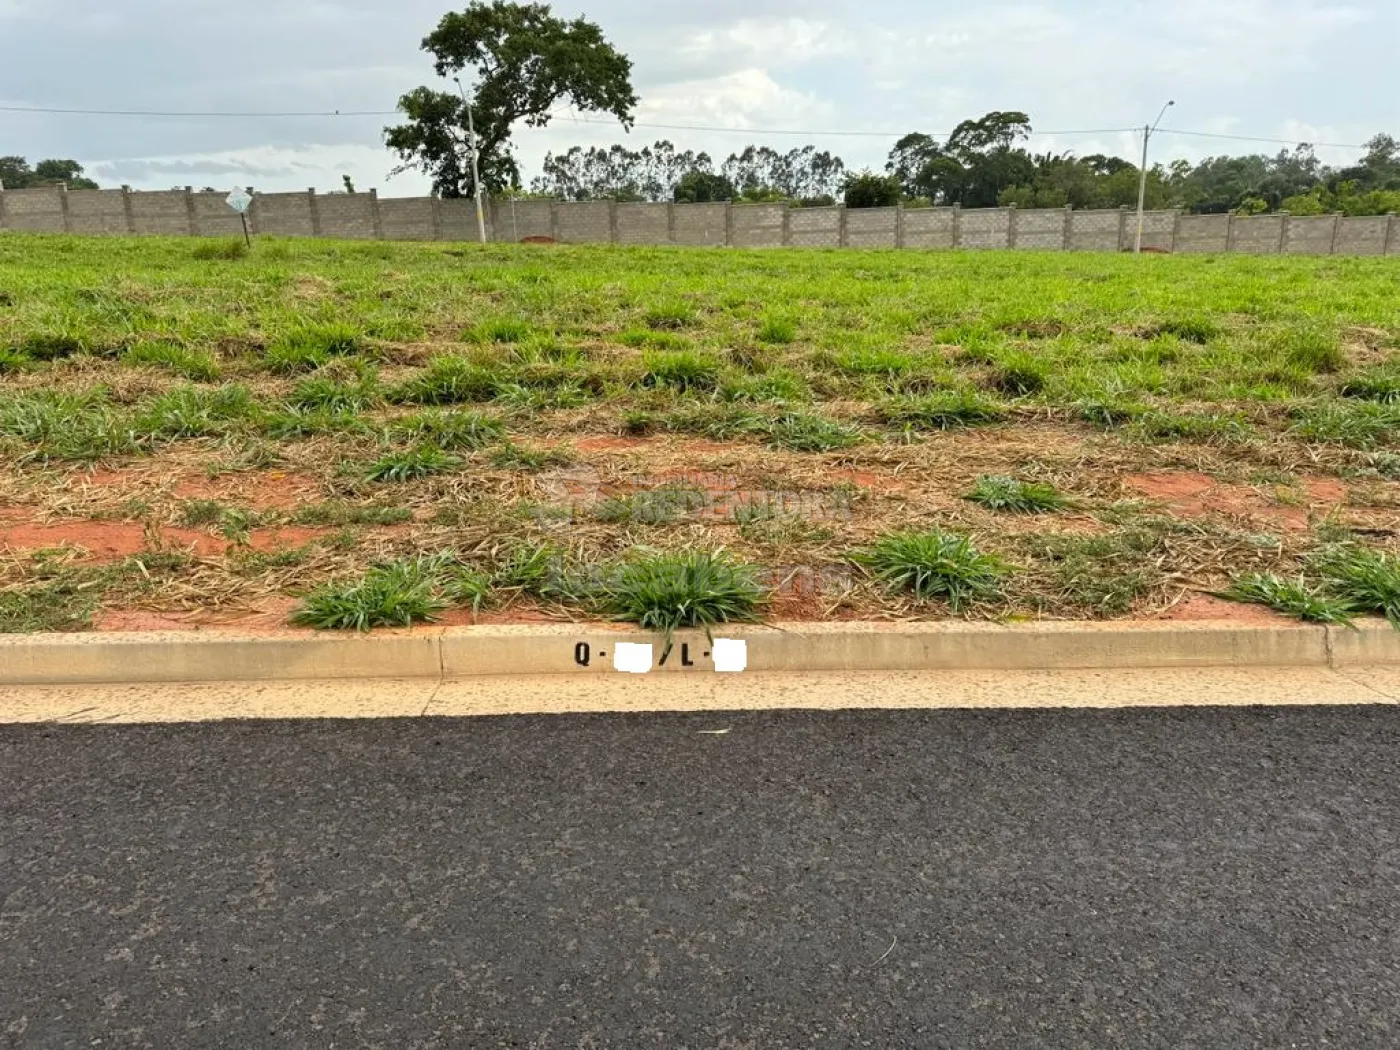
[122, 341, 221, 381]
[0, 580, 97, 632]
[365, 446, 462, 482]
[876, 390, 1006, 430]
[292, 502, 414, 526]
[1312, 546, 1400, 627]
[965, 475, 1068, 513]
[292, 558, 446, 630]
[1223, 573, 1356, 624]
[856, 530, 1007, 610]
[599, 550, 767, 635]
[389, 409, 503, 450]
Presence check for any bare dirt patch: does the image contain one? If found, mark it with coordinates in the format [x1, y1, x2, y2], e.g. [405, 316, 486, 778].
[0, 519, 332, 562]
[1155, 592, 1296, 625]
[1123, 471, 1346, 531]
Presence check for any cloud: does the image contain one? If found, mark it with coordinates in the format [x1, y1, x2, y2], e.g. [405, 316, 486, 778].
[0, 0, 1392, 192]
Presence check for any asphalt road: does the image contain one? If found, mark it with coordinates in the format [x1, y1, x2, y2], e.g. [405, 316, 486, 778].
[4, 706, 1400, 1049]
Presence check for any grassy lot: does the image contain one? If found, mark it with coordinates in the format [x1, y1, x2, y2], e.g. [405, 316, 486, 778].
[2, 232, 1400, 632]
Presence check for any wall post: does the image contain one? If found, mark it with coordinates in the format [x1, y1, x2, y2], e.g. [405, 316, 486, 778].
[1170, 208, 1182, 252]
[895, 201, 906, 249]
[608, 199, 620, 245]
[243, 187, 260, 236]
[58, 183, 72, 233]
[368, 188, 384, 240]
[1279, 214, 1291, 254]
[1006, 203, 1018, 248]
[1117, 205, 1129, 251]
[666, 202, 676, 245]
[308, 188, 323, 237]
[185, 187, 199, 236]
[430, 194, 443, 240]
[783, 201, 794, 247]
[548, 200, 560, 242]
[838, 205, 848, 248]
[1384, 213, 1397, 255]
[1329, 212, 1342, 255]
[724, 201, 734, 247]
[1062, 205, 1073, 251]
[1226, 212, 1237, 253]
[952, 203, 962, 249]
[0, 184, 8, 231]
[121, 185, 135, 234]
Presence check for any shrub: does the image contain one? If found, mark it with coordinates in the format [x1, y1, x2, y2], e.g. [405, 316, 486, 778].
[365, 446, 462, 482]
[390, 409, 503, 450]
[856, 529, 1006, 609]
[876, 391, 1005, 430]
[391, 355, 500, 405]
[841, 170, 902, 209]
[764, 412, 863, 452]
[134, 385, 258, 438]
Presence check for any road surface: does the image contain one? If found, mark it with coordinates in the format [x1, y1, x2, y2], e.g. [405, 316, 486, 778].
[4, 705, 1400, 1047]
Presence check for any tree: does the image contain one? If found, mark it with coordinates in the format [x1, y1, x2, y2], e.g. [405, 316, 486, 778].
[531, 140, 716, 201]
[384, 2, 637, 198]
[842, 171, 901, 209]
[885, 112, 1034, 207]
[0, 156, 98, 189]
[342, 175, 357, 194]
[721, 146, 846, 202]
[674, 170, 735, 203]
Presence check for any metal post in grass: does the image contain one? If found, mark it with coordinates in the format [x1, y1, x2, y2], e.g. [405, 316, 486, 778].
[1135, 100, 1174, 254]
[225, 188, 253, 248]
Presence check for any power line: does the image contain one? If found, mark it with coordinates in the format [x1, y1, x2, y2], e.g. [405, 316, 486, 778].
[0, 102, 1371, 149]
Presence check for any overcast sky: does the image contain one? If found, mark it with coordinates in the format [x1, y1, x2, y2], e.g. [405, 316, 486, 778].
[1, 0, 1395, 195]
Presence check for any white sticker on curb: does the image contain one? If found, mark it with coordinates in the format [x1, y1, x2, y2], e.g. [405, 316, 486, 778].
[613, 642, 654, 674]
[712, 638, 748, 673]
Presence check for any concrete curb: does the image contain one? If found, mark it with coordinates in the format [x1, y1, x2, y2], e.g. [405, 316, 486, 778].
[2, 619, 1399, 686]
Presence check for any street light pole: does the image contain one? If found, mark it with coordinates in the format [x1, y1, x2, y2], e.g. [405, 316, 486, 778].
[1135, 99, 1175, 254]
[453, 77, 488, 245]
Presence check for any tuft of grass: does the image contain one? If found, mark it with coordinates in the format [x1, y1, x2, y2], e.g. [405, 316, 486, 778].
[133, 385, 259, 439]
[490, 441, 572, 471]
[365, 446, 462, 482]
[599, 550, 767, 636]
[1129, 410, 1249, 444]
[876, 390, 1005, 430]
[391, 355, 500, 405]
[1312, 546, 1400, 627]
[642, 349, 722, 393]
[389, 409, 503, 450]
[965, 475, 1068, 513]
[757, 313, 798, 345]
[442, 565, 493, 612]
[292, 558, 446, 630]
[0, 389, 139, 462]
[178, 498, 228, 527]
[986, 353, 1048, 397]
[643, 302, 697, 331]
[1281, 328, 1345, 374]
[856, 529, 1006, 610]
[720, 368, 810, 405]
[1341, 366, 1400, 404]
[0, 348, 31, 374]
[17, 330, 90, 360]
[288, 373, 381, 413]
[492, 541, 561, 596]
[1143, 317, 1219, 344]
[264, 322, 363, 374]
[468, 317, 532, 344]
[293, 503, 413, 527]
[191, 239, 249, 261]
[1078, 398, 1147, 428]
[763, 412, 863, 452]
[0, 580, 97, 633]
[1223, 573, 1355, 625]
[1291, 402, 1400, 449]
[594, 486, 707, 525]
[122, 341, 221, 382]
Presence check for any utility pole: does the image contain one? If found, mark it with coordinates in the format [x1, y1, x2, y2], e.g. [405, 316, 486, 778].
[1136, 100, 1175, 254]
[453, 77, 488, 245]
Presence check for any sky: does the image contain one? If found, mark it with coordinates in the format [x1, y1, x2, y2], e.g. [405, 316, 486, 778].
[1, 0, 1395, 196]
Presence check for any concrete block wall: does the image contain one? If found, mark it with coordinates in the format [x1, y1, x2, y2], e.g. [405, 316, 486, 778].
[846, 207, 897, 248]
[127, 190, 191, 236]
[959, 208, 1012, 249]
[1335, 216, 1390, 255]
[671, 203, 727, 246]
[788, 207, 841, 248]
[252, 192, 316, 237]
[1068, 210, 1121, 252]
[2, 187, 66, 232]
[615, 202, 670, 245]
[1014, 208, 1068, 250]
[2, 185, 1396, 257]
[64, 190, 129, 235]
[902, 208, 956, 249]
[1176, 214, 1230, 253]
[731, 203, 785, 247]
[316, 193, 377, 240]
